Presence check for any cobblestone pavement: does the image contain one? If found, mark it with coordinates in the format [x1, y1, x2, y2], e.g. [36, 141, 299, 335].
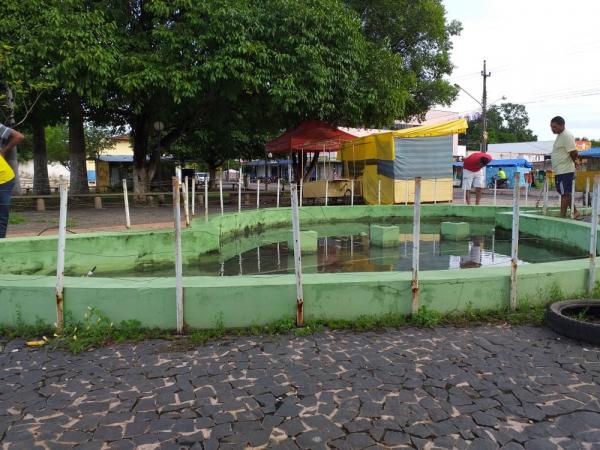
[2, 325, 600, 449]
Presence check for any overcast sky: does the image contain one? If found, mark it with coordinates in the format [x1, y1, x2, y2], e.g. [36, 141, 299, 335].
[442, 0, 600, 141]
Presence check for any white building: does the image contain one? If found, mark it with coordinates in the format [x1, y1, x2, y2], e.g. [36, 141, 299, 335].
[486, 141, 553, 162]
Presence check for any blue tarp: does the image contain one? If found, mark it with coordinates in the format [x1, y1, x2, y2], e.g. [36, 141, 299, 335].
[453, 158, 532, 168]
[453, 158, 532, 188]
[579, 147, 600, 158]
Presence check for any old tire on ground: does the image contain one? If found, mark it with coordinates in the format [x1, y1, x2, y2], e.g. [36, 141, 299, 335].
[546, 300, 600, 345]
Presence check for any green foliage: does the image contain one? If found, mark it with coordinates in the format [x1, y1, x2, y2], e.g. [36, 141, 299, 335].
[410, 305, 444, 327]
[460, 103, 537, 150]
[8, 213, 26, 225]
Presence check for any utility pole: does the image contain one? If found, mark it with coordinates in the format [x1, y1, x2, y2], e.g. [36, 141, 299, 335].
[481, 60, 491, 153]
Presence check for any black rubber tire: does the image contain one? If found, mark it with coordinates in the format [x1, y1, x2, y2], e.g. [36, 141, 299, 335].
[546, 300, 600, 345]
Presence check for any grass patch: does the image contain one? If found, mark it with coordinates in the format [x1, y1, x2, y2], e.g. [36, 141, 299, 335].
[1, 301, 551, 354]
[8, 213, 26, 225]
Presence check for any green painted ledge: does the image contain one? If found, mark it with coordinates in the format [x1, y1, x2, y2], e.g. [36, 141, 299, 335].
[0, 205, 595, 329]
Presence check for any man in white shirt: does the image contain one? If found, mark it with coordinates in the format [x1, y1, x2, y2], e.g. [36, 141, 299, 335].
[550, 116, 579, 219]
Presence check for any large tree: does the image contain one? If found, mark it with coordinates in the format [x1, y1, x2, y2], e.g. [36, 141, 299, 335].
[2, 0, 118, 193]
[346, 0, 462, 118]
[460, 103, 537, 150]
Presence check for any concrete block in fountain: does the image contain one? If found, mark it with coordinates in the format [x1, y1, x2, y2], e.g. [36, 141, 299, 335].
[441, 221, 470, 240]
[288, 230, 318, 254]
[370, 224, 399, 247]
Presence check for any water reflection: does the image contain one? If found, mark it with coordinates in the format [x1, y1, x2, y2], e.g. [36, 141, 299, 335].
[208, 229, 583, 277]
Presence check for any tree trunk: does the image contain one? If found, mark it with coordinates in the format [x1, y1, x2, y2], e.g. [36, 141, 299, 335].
[32, 120, 51, 195]
[3, 85, 21, 195]
[208, 165, 217, 190]
[67, 92, 89, 193]
[131, 114, 159, 202]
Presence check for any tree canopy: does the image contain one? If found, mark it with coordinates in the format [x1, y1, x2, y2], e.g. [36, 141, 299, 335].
[2, 0, 463, 196]
[460, 103, 537, 150]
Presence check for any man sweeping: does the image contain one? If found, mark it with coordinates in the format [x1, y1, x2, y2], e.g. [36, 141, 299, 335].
[462, 152, 492, 205]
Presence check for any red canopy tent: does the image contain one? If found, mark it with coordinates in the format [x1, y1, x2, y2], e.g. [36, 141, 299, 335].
[266, 120, 356, 154]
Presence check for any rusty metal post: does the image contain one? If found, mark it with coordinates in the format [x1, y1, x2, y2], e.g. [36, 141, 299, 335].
[510, 172, 521, 311]
[588, 177, 600, 295]
[290, 184, 304, 326]
[411, 177, 422, 315]
[55, 181, 68, 332]
[172, 177, 184, 333]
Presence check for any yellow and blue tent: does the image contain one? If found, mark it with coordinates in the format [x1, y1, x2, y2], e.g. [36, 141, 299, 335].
[339, 119, 468, 204]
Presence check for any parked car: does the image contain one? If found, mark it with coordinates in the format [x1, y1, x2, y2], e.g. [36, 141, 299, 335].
[195, 172, 209, 185]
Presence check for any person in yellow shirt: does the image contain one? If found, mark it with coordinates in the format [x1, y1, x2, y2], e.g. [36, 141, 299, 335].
[0, 123, 24, 238]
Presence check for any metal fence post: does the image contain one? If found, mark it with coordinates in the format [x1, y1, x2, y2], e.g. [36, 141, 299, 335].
[290, 184, 304, 326]
[238, 178, 242, 213]
[411, 177, 422, 315]
[55, 182, 68, 332]
[493, 179, 497, 206]
[351, 179, 354, 206]
[191, 178, 196, 216]
[219, 177, 224, 215]
[571, 178, 576, 219]
[182, 177, 190, 227]
[276, 178, 280, 208]
[122, 179, 131, 229]
[378, 178, 382, 205]
[204, 178, 209, 222]
[256, 179, 260, 209]
[173, 177, 184, 333]
[510, 172, 521, 311]
[543, 177, 548, 215]
[588, 177, 600, 295]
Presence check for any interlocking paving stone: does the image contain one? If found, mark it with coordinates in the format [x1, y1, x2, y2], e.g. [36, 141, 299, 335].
[3, 325, 600, 448]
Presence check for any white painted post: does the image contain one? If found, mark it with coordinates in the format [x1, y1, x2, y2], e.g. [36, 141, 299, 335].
[586, 177, 591, 207]
[325, 180, 329, 206]
[256, 179, 260, 209]
[378, 178, 382, 205]
[276, 178, 280, 208]
[543, 177, 549, 215]
[182, 177, 190, 227]
[219, 177, 224, 215]
[571, 178, 576, 220]
[405, 180, 408, 206]
[204, 178, 209, 222]
[172, 177, 184, 333]
[290, 184, 304, 326]
[493, 179, 497, 206]
[55, 182, 68, 332]
[238, 178, 242, 213]
[191, 178, 196, 216]
[351, 179, 355, 206]
[276, 242, 281, 269]
[433, 178, 438, 204]
[510, 172, 521, 311]
[412, 177, 422, 315]
[588, 177, 600, 295]
[122, 179, 130, 229]
[300, 178, 303, 207]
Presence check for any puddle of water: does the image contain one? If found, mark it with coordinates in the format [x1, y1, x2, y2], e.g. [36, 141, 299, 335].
[84, 220, 586, 277]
